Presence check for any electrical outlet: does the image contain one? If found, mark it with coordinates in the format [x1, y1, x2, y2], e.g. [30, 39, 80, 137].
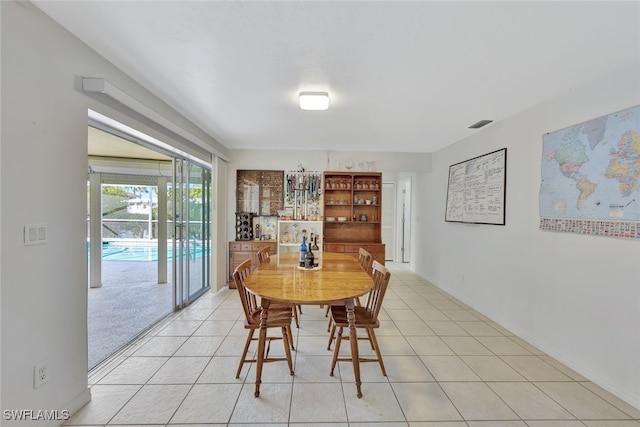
[34, 360, 49, 388]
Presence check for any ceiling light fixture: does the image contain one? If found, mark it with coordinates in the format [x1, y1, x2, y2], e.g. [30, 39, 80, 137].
[299, 91, 329, 110]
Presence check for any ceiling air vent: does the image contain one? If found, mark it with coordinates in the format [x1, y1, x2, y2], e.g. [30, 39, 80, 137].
[468, 120, 493, 129]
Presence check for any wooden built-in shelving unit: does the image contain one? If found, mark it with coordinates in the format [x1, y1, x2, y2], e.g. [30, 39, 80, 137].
[323, 172, 385, 264]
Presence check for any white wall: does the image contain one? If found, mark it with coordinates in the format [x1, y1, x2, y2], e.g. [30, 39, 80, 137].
[414, 62, 640, 408]
[0, 2, 227, 424]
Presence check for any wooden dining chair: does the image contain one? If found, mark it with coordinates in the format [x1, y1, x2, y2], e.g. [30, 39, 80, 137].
[256, 246, 302, 328]
[327, 261, 391, 377]
[256, 246, 270, 264]
[358, 247, 374, 277]
[325, 247, 373, 330]
[233, 259, 294, 379]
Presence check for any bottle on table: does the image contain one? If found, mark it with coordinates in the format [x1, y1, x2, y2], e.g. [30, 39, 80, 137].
[311, 237, 319, 266]
[299, 236, 308, 267]
[305, 241, 315, 268]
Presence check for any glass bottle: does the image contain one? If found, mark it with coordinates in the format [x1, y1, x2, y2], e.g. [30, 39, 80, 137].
[305, 241, 315, 268]
[312, 236, 320, 251]
[299, 236, 308, 267]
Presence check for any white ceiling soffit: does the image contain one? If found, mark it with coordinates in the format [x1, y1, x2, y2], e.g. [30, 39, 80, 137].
[34, 1, 639, 153]
[88, 126, 171, 162]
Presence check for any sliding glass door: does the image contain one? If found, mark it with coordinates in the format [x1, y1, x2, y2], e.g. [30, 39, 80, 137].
[172, 159, 211, 307]
[88, 113, 214, 369]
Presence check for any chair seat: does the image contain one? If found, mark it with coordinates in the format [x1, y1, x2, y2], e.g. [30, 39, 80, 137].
[328, 305, 379, 328]
[245, 307, 294, 328]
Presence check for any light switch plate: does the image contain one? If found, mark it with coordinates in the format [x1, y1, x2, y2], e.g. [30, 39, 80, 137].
[24, 223, 47, 246]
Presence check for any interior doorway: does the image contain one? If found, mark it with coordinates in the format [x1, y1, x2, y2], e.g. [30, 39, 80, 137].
[382, 182, 396, 261]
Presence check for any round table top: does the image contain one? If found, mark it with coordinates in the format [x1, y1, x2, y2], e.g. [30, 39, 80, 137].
[244, 252, 373, 305]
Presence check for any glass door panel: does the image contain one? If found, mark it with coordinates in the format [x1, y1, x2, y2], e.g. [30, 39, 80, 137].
[173, 159, 211, 308]
[187, 163, 210, 298]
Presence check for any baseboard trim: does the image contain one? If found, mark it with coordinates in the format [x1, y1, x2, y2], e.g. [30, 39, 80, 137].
[60, 387, 92, 427]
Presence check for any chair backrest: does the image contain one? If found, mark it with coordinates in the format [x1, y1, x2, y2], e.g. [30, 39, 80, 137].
[363, 261, 391, 319]
[358, 248, 373, 276]
[256, 246, 271, 264]
[233, 258, 259, 324]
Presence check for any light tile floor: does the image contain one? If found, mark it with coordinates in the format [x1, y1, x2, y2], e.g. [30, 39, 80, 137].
[68, 266, 640, 426]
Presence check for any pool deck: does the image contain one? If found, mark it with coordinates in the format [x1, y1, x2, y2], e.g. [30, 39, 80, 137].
[88, 260, 173, 369]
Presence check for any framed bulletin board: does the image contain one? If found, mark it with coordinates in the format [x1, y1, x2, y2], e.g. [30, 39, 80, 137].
[236, 170, 284, 216]
[445, 148, 507, 225]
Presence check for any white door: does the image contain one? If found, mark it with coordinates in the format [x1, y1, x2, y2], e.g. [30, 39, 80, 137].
[381, 182, 396, 261]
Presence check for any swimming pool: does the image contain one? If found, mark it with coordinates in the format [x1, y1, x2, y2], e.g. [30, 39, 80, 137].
[91, 242, 204, 262]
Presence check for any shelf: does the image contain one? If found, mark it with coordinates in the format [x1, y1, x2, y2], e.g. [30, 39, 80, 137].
[277, 219, 322, 254]
[322, 171, 382, 247]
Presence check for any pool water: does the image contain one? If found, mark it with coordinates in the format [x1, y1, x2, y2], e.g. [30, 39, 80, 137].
[95, 243, 203, 262]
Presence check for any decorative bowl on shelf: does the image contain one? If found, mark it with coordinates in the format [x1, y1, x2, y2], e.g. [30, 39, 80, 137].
[337, 216, 348, 222]
[326, 217, 336, 222]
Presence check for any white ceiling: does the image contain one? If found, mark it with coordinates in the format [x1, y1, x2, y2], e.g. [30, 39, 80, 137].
[34, 1, 639, 154]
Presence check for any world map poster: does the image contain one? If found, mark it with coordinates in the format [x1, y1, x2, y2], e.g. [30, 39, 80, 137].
[539, 105, 640, 239]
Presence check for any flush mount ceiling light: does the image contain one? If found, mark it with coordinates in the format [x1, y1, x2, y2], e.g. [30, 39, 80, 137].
[299, 91, 329, 110]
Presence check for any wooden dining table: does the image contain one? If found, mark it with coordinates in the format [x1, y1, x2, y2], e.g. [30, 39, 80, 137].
[243, 251, 373, 398]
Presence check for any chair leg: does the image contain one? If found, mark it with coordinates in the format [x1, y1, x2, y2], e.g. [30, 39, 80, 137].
[367, 328, 387, 376]
[292, 305, 300, 328]
[324, 304, 330, 317]
[365, 328, 376, 350]
[286, 325, 295, 351]
[281, 327, 294, 375]
[329, 326, 343, 376]
[327, 322, 337, 350]
[236, 328, 255, 378]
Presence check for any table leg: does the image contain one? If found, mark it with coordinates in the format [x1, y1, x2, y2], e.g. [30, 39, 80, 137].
[255, 299, 270, 397]
[345, 298, 362, 398]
